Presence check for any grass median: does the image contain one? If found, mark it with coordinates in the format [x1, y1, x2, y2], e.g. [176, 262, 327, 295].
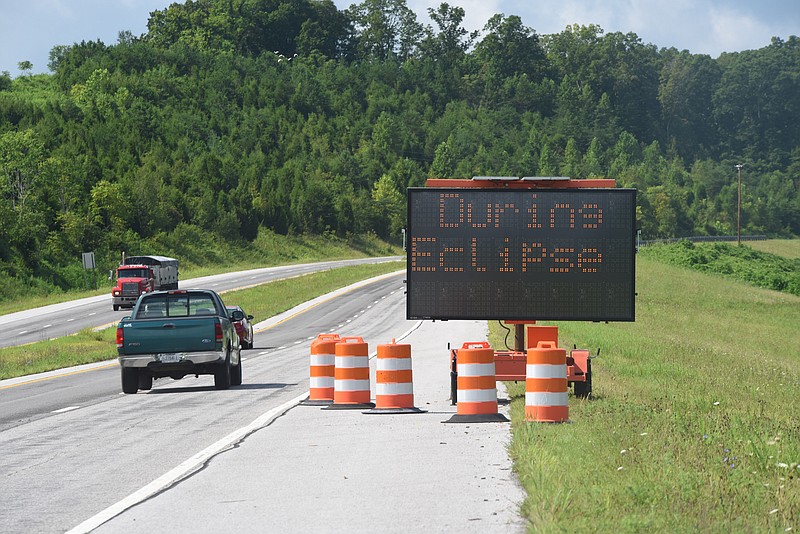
[491, 243, 799, 532]
[0, 261, 404, 380]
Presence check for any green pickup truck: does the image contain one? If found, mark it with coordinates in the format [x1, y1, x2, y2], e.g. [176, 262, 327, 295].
[116, 289, 243, 393]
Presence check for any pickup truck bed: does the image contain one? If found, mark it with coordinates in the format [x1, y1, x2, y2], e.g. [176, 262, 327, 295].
[116, 289, 243, 393]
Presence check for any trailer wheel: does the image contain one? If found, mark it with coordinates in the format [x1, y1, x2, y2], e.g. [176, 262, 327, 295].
[573, 359, 592, 399]
[121, 368, 139, 394]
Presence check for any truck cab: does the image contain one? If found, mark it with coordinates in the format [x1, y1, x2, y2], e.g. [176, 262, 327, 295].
[111, 255, 179, 311]
[112, 265, 155, 311]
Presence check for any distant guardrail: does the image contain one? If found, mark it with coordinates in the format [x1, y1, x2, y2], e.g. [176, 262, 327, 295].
[638, 235, 768, 247]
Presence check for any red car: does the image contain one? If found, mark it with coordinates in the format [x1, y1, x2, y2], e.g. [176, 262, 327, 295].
[227, 306, 254, 349]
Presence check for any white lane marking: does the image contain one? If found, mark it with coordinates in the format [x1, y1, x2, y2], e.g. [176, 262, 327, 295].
[277, 346, 286, 350]
[338, 324, 344, 328]
[259, 351, 270, 355]
[346, 319, 352, 323]
[88, 312, 96, 317]
[293, 340, 302, 345]
[18, 330, 28, 335]
[67, 318, 75, 322]
[373, 300, 379, 304]
[360, 310, 365, 314]
[367, 305, 372, 309]
[306, 336, 314, 340]
[52, 406, 80, 414]
[43, 324, 52, 329]
[67, 392, 309, 534]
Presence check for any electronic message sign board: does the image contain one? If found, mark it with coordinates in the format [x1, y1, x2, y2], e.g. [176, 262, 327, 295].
[406, 188, 636, 321]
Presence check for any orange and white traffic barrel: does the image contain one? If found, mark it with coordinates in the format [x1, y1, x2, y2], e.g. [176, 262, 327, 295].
[325, 336, 375, 410]
[525, 341, 569, 423]
[301, 333, 340, 406]
[445, 341, 508, 423]
[364, 339, 425, 414]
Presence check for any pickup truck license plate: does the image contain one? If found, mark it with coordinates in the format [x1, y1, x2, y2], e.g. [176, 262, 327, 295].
[158, 353, 183, 363]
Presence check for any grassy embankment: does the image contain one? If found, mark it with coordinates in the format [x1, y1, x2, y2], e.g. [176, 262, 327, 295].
[750, 239, 800, 259]
[493, 240, 799, 532]
[0, 230, 399, 317]
[0, 261, 403, 380]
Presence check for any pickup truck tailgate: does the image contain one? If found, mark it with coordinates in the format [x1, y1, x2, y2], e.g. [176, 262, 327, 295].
[121, 318, 218, 354]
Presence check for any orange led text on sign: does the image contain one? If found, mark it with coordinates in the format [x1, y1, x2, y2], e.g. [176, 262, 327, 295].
[438, 193, 602, 230]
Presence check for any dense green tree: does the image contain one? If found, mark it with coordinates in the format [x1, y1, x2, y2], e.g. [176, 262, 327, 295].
[430, 135, 455, 177]
[347, 0, 422, 62]
[474, 14, 546, 80]
[0, 0, 798, 298]
[659, 51, 721, 160]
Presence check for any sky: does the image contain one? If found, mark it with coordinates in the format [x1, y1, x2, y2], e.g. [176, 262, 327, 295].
[1, 0, 798, 77]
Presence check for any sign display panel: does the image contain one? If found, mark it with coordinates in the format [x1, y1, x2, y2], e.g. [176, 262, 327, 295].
[406, 188, 636, 321]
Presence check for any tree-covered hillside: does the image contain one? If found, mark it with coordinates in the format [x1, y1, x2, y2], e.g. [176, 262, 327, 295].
[0, 0, 798, 299]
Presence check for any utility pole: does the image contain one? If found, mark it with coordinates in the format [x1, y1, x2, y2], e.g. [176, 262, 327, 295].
[735, 164, 744, 245]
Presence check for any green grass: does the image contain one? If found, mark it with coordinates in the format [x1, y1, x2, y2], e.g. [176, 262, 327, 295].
[492, 243, 800, 532]
[640, 240, 800, 296]
[749, 239, 800, 260]
[0, 261, 403, 380]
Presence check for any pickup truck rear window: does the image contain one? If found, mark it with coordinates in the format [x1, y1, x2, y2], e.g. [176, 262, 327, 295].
[136, 294, 218, 319]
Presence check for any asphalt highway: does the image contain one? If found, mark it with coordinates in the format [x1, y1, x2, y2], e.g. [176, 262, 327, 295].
[0, 268, 525, 533]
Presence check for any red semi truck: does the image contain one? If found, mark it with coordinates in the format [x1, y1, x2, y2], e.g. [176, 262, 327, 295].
[111, 255, 179, 311]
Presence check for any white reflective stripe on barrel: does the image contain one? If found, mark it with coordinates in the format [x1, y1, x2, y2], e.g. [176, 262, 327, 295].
[335, 356, 369, 368]
[377, 358, 413, 371]
[525, 391, 569, 406]
[376, 382, 414, 395]
[310, 376, 334, 388]
[311, 354, 335, 366]
[526, 364, 567, 379]
[334, 379, 371, 391]
[457, 362, 496, 377]
[457, 388, 497, 403]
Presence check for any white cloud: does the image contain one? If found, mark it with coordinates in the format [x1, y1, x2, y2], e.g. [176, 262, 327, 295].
[707, 7, 774, 54]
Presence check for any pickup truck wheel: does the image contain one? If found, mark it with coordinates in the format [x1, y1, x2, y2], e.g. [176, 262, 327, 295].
[214, 351, 232, 390]
[231, 352, 242, 386]
[113, 304, 119, 311]
[138, 372, 153, 391]
[121, 368, 139, 394]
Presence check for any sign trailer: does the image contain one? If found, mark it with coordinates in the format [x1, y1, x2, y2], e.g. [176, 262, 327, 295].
[406, 177, 637, 399]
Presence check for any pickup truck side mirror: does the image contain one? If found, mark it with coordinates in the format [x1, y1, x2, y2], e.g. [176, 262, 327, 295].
[247, 315, 254, 321]
[230, 310, 245, 321]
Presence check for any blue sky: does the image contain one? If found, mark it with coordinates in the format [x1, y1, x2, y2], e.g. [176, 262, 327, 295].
[1, 0, 798, 76]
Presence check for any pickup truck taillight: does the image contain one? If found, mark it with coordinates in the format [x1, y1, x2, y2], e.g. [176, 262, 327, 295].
[116, 326, 124, 348]
[215, 322, 223, 343]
